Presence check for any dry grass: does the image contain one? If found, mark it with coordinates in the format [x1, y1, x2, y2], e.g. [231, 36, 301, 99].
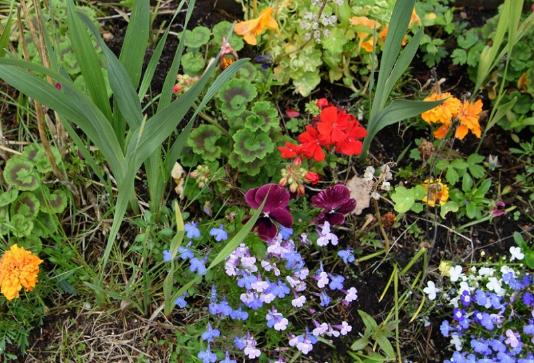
[25, 308, 177, 362]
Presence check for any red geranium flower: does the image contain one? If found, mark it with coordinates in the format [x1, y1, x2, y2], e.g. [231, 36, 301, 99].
[245, 183, 293, 240]
[316, 98, 329, 108]
[298, 125, 326, 162]
[278, 142, 302, 159]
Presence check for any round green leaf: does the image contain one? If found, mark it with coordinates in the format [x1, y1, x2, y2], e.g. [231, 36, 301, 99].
[3, 157, 39, 191]
[181, 52, 206, 75]
[183, 26, 211, 48]
[217, 78, 257, 118]
[0, 189, 19, 207]
[11, 192, 40, 218]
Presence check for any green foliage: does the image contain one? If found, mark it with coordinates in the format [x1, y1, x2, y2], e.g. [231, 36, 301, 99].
[450, 178, 492, 220]
[181, 51, 206, 75]
[188, 125, 223, 161]
[350, 310, 397, 362]
[391, 185, 425, 214]
[435, 153, 486, 186]
[232, 128, 274, 163]
[0, 144, 68, 248]
[245, 101, 279, 132]
[213, 21, 244, 51]
[217, 78, 258, 117]
[181, 26, 211, 48]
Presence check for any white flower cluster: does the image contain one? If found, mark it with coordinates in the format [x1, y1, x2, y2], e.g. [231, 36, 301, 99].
[363, 164, 394, 200]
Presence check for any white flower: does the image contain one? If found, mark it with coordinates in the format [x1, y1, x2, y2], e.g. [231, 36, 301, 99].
[363, 166, 375, 180]
[344, 287, 358, 302]
[317, 271, 329, 288]
[423, 281, 439, 300]
[274, 317, 288, 331]
[509, 246, 524, 261]
[486, 277, 504, 295]
[292, 295, 306, 308]
[312, 322, 329, 336]
[478, 267, 494, 277]
[380, 181, 391, 191]
[251, 280, 269, 293]
[244, 346, 261, 359]
[371, 191, 381, 200]
[449, 265, 464, 282]
[450, 334, 463, 351]
[339, 321, 352, 335]
[317, 222, 339, 246]
[459, 281, 470, 293]
[261, 292, 276, 303]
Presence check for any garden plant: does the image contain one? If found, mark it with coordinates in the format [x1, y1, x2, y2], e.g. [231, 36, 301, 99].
[0, 0, 532, 362]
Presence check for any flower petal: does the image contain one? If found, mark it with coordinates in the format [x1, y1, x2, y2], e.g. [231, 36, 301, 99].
[256, 218, 277, 240]
[270, 208, 293, 227]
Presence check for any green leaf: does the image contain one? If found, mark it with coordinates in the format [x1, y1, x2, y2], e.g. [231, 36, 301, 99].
[3, 157, 39, 191]
[0, 12, 13, 58]
[0, 59, 125, 178]
[119, 0, 150, 87]
[182, 26, 211, 48]
[78, 13, 144, 129]
[365, 99, 443, 153]
[451, 49, 466, 65]
[0, 189, 19, 207]
[440, 201, 459, 218]
[351, 337, 370, 351]
[462, 173, 473, 192]
[358, 310, 378, 330]
[445, 167, 459, 185]
[67, 0, 112, 119]
[158, 0, 196, 110]
[391, 185, 415, 214]
[181, 52, 206, 75]
[375, 334, 395, 358]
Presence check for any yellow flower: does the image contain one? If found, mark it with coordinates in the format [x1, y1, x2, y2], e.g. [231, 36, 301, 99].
[421, 178, 449, 207]
[234, 7, 278, 46]
[0, 244, 42, 301]
[455, 99, 483, 140]
[421, 92, 462, 125]
[439, 260, 453, 277]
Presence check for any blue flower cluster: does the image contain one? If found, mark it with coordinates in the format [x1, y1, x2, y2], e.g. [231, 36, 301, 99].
[162, 222, 229, 281]
[438, 262, 534, 363]
[177, 224, 358, 362]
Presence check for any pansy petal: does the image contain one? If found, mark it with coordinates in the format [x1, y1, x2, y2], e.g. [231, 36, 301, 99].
[256, 218, 277, 240]
[245, 187, 260, 208]
[270, 208, 293, 227]
[326, 212, 345, 226]
[337, 198, 356, 214]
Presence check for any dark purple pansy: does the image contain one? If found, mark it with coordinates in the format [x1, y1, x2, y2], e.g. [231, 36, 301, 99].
[311, 184, 356, 225]
[245, 183, 293, 240]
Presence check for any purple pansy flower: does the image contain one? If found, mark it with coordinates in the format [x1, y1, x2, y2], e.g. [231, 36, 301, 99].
[245, 183, 293, 240]
[311, 184, 356, 225]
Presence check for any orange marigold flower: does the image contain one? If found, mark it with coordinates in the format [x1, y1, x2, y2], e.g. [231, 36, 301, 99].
[234, 7, 278, 45]
[0, 244, 42, 301]
[421, 178, 449, 207]
[421, 92, 462, 125]
[455, 99, 483, 140]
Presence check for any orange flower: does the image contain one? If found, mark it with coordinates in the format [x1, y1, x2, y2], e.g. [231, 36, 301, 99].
[0, 244, 42, 301]
[421, 92, 461, 125]
[234, 7, 278, 45]
[455, 99, 483, 140]
[351, 16, 380, 53]
[409, 9, 421, 26]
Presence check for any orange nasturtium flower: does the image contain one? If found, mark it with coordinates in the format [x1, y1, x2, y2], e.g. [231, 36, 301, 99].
[421, 178, 449, 207]
[0, 244, 43, 301]
[455, 99, 483, 140]
[234, 7, 278, 45]
[351, 16, 380, 53]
